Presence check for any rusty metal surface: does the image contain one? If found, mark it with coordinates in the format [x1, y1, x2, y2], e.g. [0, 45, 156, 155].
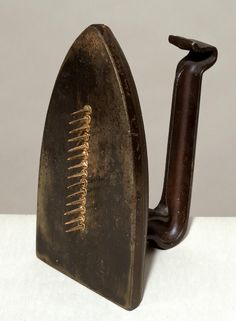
[36, 24, 148, 310]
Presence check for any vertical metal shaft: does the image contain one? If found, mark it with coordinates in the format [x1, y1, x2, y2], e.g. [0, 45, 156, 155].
[148, 36, 217, 249]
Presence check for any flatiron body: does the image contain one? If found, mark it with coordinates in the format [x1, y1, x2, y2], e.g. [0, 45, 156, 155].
[36, 25, 148, 310]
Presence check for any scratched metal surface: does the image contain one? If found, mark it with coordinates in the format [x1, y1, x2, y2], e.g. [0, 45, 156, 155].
[36, 25, 148, 310]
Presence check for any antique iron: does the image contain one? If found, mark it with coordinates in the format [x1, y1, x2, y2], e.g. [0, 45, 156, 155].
[36, 24, 217, 310]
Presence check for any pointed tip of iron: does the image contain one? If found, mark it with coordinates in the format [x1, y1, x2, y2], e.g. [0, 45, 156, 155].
[85, 24, 111, 35]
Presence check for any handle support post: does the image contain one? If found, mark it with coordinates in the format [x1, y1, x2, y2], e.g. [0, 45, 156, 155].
[148, 36, 217, 249]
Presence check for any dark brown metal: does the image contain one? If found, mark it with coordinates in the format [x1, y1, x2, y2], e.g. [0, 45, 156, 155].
[148, 36, 217, 249]
[36, 25, 217, 310]
[37, 24, 148, 310]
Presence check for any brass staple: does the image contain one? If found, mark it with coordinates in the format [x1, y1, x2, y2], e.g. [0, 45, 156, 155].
[70, 105, 92, 116]
[68, 160, 88, 170]
[67, 133, 90, 143]
[69, 115, 91, 125]
[69, 125, 90, 135]
[67, 151, 88, 161]
[67, 169, 88, 180]
[66, 190, 87, 198]
[65, 224, 85, 233]
[68, 142, 89, 153]
[66, 198, 86, 207]
[64, 205, 86, 216]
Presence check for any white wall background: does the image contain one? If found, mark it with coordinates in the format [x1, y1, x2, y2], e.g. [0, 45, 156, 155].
[0, 0, 235, 216]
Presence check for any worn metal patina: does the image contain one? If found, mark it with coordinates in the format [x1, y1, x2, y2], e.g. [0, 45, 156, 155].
[37, 25, 148, 310]
[37, 24, 217, 310]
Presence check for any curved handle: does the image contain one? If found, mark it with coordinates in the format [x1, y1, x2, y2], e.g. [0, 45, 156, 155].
[148, 36, 217, 249]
